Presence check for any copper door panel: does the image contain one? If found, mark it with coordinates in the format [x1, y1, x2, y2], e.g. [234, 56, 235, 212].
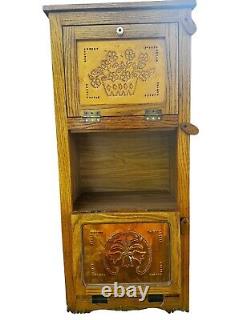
[77, 39, 166, 106]
[81, 222, 170, 285]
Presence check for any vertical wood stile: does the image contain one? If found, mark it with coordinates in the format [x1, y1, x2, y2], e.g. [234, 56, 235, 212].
[165, 23, 179, 114]
[49, 14, 76, 310]
[63, 27, 80, 117]
[177, 10, 192, 311]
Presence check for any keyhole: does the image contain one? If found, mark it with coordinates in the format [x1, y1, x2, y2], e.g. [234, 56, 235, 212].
[116, 26, 124, 36]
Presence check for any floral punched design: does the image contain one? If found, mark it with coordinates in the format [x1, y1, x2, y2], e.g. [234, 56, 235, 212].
[88, 49, 155, 96]
[104, 231, 152, 276]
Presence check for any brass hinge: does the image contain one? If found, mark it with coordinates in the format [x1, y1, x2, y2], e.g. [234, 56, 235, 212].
[81, 111, 101, 123]
[144, 109, 163, 121]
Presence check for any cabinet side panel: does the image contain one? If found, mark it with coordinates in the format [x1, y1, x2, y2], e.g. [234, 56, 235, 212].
[49, 14, 76, 309]
[177, 14, 192, 311]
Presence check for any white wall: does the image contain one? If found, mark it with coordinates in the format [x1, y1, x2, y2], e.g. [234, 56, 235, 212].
[0, 1, 250, 319]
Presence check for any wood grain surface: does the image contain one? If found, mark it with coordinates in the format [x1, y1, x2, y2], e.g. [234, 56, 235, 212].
[67, 115, 178, 131]
[177, 19, 192, 311]
[73, 191, 177, 213]
[49, 15, 76, 309]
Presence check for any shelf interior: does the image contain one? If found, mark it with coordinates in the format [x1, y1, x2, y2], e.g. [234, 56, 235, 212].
[69, 130, 177, 213]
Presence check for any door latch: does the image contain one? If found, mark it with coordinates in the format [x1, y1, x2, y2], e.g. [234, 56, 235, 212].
[180, 217, 190, 235]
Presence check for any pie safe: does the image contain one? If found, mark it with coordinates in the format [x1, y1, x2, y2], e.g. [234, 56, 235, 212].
[43, 0, 198, 313]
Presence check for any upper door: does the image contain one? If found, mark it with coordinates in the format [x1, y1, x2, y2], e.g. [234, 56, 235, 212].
[63, 23, 178, 117]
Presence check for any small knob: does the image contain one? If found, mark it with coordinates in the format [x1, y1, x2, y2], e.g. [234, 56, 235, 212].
[181, 123, 199, 135]
[116, 26, 124, 36]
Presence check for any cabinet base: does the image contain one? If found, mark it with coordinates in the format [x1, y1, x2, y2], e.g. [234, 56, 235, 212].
[66, 295, 188, 314]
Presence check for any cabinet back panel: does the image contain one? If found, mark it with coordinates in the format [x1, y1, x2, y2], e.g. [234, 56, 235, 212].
[74, 131, 175, 192]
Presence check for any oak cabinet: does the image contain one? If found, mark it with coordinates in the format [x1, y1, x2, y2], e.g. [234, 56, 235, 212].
[44, 0, 197, 314]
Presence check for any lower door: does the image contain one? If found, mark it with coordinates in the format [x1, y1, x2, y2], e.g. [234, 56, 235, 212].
[71, 212, 181, 297]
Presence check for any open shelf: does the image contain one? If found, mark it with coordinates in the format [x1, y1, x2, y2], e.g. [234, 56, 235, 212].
[69, 130, 177, 213]
[73, 191, 176, 213]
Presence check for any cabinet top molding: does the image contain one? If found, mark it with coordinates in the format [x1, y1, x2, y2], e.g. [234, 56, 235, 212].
[43, 0, 196, 16]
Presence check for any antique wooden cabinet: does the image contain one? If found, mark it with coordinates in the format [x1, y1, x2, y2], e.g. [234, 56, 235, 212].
[43, 0, 197, 313]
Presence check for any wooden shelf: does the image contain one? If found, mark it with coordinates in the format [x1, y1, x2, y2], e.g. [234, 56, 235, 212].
[68, 115, 178, 132]
[73, 191, 177, 213]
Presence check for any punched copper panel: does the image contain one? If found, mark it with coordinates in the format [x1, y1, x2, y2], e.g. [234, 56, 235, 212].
[77, 39, 166, 106]
[81, 222, 170, 285]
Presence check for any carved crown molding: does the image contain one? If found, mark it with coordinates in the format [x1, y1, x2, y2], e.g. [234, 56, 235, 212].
[180, 12, 197, 35]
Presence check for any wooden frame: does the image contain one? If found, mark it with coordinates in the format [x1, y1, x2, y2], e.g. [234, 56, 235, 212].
[44, 0, 197, 314]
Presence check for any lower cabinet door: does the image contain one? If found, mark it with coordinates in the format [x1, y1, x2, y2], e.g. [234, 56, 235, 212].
[71, 212, 181, 296]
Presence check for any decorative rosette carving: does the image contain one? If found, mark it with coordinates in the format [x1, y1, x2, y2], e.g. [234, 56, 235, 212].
[104, 231, 152, 275]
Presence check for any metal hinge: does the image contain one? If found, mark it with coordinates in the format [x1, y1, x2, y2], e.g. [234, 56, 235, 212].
[81, 111, 101, 123]
[144, 109, 163, 121]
